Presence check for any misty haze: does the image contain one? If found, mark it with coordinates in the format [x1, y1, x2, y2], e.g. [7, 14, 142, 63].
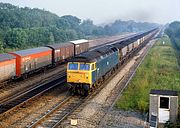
[0, 0, 179, 128]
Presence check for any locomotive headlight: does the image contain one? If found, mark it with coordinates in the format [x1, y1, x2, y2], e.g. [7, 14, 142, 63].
[86, 74, 88, 79]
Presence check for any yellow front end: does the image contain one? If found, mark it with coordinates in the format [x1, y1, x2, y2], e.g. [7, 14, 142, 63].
[67, 62, 93, 85]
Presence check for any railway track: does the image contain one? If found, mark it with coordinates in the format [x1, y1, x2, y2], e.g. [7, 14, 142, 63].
[27, 82, 105, 127]
[0, 38, 154, 128]
[53, 40, 155, 128]
[27, 61, 121, 128]
[0, 33, 138, 122]
[26, 47, 144, 128]
[0, 69, 66, 104]
[0, 35, 134, 111]
[97, 40, 156, 128]
[0, 71, 66, 116]
[0, 33, 155, 127]
[27, 96, 84, 128]
[0, 39, 154, 128]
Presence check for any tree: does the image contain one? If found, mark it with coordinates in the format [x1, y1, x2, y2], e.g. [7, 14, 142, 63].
[0, 2, 159, 51]
[60, 15, 81, 31]
[65, 29, 78, 40]
[166, 21, 180, 49]
[4, 28, 27, 48]
[80, 19, 95, 35]
[0, 40, 4, 53]
[48, 32, 55, 44]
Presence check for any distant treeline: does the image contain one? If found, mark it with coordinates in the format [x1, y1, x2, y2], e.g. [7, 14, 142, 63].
[0, 3, 158, 53]
[165, 21, 180, 65]
[165, 21, 180, 49]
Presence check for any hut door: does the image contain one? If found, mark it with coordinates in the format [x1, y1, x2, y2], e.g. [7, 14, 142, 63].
[159, 96, 170, 123]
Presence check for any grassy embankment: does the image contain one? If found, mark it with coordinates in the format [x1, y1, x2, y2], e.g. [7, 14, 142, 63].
[116, 35, 180, 113]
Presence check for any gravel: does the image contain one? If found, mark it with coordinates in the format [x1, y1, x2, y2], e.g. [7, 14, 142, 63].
[0, 86, 68, 128]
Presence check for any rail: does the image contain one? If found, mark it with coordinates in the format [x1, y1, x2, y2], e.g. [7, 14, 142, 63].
[0, 71, 66, 115]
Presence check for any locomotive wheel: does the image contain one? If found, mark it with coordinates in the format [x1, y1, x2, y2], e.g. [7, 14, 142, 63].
[84, 90, 89, 97]
[83, 85, 90, 96]
[22, 74, 28, 80]
[69, 86, 75, 96]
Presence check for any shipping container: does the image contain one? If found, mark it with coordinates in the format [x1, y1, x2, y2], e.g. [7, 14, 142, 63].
[0, 54, 16, 82]
[70, 39, 89, 55]
[47, 43, 74, 64]
[9, 47, 52, 77]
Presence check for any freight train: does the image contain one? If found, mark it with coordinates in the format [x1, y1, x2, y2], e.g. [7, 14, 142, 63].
[0, 39, 89, 83]
[67, 29, 159, 96]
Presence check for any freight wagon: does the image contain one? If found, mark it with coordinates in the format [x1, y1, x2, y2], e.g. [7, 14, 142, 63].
[70, 39, 89, 55]
[9, 47, 52, 77]
[0, 54, 16, 82]
[47, 43, 74, 65]
[111, 43, 127, 61]
[133, 39, 140, 48]
[0, 39, 89, 83]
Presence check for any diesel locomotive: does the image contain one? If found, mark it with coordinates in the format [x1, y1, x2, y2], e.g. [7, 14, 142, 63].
[67, 29, 159, 96]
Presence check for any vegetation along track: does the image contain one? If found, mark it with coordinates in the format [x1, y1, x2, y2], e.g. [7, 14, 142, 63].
[0, 71, 66, 118]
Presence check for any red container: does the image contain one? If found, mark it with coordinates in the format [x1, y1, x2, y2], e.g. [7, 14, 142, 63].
[9, 47, 52, 77]
[70, 39, 89, 55]
[0, 54, 16, 82]
[47, 42, 74, 64]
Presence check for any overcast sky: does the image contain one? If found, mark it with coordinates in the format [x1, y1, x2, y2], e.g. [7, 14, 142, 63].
[1, 0, 180, 25]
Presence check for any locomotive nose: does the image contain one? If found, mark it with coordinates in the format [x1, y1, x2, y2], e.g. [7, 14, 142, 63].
[67, 72, 89, 83]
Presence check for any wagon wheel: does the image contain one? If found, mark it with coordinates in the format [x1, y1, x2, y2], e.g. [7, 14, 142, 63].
[22, 74, 28, 80]
[84, 89, 89, 97]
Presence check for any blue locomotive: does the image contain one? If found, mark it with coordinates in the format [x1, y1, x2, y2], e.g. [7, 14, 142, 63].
[67, 29, 158, 96]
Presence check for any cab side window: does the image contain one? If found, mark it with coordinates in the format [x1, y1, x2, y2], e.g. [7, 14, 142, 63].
[92, 64, 95, 70]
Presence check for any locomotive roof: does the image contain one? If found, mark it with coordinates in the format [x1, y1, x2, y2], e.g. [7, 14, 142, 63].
[70, 39, 88, 44]
[0, 53, 16, 62]
[46, 42, 73, 50]
[10, 47, 51, 57]
[69, 45, 118, 62]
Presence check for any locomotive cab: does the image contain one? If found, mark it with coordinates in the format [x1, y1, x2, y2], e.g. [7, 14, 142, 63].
[67, 62, 96, 85]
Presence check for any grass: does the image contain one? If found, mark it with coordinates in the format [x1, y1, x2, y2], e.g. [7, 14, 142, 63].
[116, 35, 180, 113]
